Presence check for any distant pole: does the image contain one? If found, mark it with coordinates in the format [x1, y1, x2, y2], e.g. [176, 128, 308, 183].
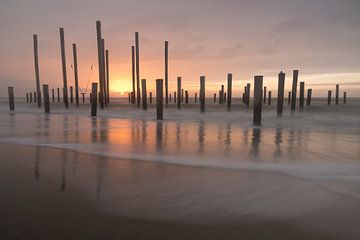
[224, 92, 227, 103]
[82, 93, 85, 103]
[150, 92, 153, 104]
[57, 88, 60, 102]
[96, 21, 105, 109]
[291, 70, 299, 111]
[227, 73, 232, 111]
[91, 83, 98, 116]
[43, 84, 50, 114]
[33, 34, 41, 108]
[181, 89, 184, 103]
[135, 32, 140, 108]
[327, 90, 332, 105]
[220, 85, 224, 104]
[343, 91, 347, 104]
[200, 76, 205, 113]
[213, 93, 216, 102]
[185, 90, 189, 104]
[177, 77, 181, 109]
[156, 79, 163, 120]
[34, 92, 37, 103]
[253, 76, 263, 126]
[307, 89, 312, 106]
[246, 83, 251, 107]
[277, 71, 285, 116]
[72, 43, 80, 107]
[52, 88, 55, 102]
[263, 86, 267, 104]
[174, 92, 176, 104]
[101, 39, 107, 107]
[128, 93, 131, 103]
[165, 41, 169, 105]
[131, 46, 135, 104]
[219, 90, 222, 104]
[299, 82, 305, 108]
[170, 94, 172, 103]
[105, 49, 110, 104]
[195, 93, 198, 102]
[59, 27, 69, 109]
[30, 92, 33, 103]
[26, 93, 29, 103]
[268, 91, 272, 106]
[8, 87, 15, 111]
[70, 86, 73, 103]
[335, 84, 339, 105]
[141, 79, 147, 110]
[288, 91, 291, 105]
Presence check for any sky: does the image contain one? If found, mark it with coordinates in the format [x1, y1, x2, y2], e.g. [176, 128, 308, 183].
[0, 0, 360, 98]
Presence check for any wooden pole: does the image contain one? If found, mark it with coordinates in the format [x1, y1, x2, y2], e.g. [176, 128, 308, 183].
[135, 32, 140, 108]
[213, 93, 216, 102]
[253, 76, 263, 126]
[200, 76, 205, 113]
[227, 73, 232, 111]
[141, 79, 147, 110]
[177, 77, 181, 109]
[72, 43, 80, 107]
[26, 93, 29, 103]
[327, 90, 332, 105]
[224, 92, 227, 103]
[291, 70, 299, 111]
[34, 92, 37, 103]
[181, 89, 184, 103]
[131, 46, 135, 104]
[70, 86, 73, 103]
[156, 79, 163, 120]
[174, 92, 176, 103]
[170, 94, 172, 103]
[268, 91, 272, 106]
[57, 88, 60, 102]
[82, 93, 85, 103]
[8, 87, 15, 111]
[343, 91, 347, 104]
[30, 92, 33, 103]
[165, 41, 169, 105]
[335, 84, 339, 105]
[185, 90, 189, 104]
[43, 84, 50, 113]
[101, 39, 107, 107]
[33, 34, 41, 108]
[195, 93, 197, 102]
[150, 92, 152, 104]
[105, 49, 110, 104]
[246, 83, 251, 107]
[288, 91, 291, 105]
[263, 86, 267, 104]
[96, 21, 105, 109]
[59, 28, 69, 109]
[299, 82, 305, 108]
[277, 71, 285, 116]
[91, 83, 98, 116]
[307, 89, 312, 106]
[220, 85, 224, 104]
[52, 88, 55, 102]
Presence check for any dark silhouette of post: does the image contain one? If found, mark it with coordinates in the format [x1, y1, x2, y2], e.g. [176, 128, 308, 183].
[91, 83, 98, 116]
[327, 91, 332, 105]
[105, 49, 110, 104]
[141, 79, 147, 110]
[219, 90, 222, 104]
[150, 92, 152, 104]
[33, 34, 41, 108]
[253, 76, 263, 126]
[174, 91, 176, 103]
[59, 27, 69, 109]
[243, 86, 247, 103]
[51, 88, 55, 102]
[101, 39, 107, 107]
[307, 89, 312, 106]
[220, 85, 224, 104]
[165, 41, 169, 105]
[177, 77, 181, 109]
[72, 43, 79, 107]
[8, 87, 15, 111]
[268, 91, 272, 105]
[263, 86, 267, 104]
[213, 93, 216, 102]
[200, 76, 205, 113]
[170, 94, 172, 103]
[128, 93, 131, 103]
[195, 93, 197, 102]
[224, 92, 226, 103]
[335, 84, 339, 105]
[299, 82, 305, 108]
[43, 84, 50, 114]
[131, 46, 135, 104]
[185, 91, 189, 104]
[70, 86, 73, 103]
[343, 92, 347, 104]
[156, 79, 163, 120]
[34, 92, 37, 103]
[57, 88, 60, 102]
[246, 83, 251, 107]
[26, 93, 29, 103]
[135, 32, 140, 108]
[291, 70, 299, 111]
[81, 93, 85, 103]
[277, 71, 285, 116]
[227, 73, 232, 111]
[288, 91, 291, 105]
[96, 21, 105, 109]
[30, 92, 33, 103]
[181, 89, 184, 103]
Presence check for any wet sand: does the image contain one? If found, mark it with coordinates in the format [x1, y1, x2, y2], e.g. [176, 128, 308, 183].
[1, 143, 359, 239]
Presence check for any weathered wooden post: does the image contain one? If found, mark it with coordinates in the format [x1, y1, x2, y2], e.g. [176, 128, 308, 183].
[243, 86, 247, 103]
[165, 41, 169, 105]
[91, 83, 98, 117]
[299, 82, 305, 108]
[195, 93, 198, 102]
[135, 32, 141, 108]
[59, 28, 69, 109]
[220, 85, 224, 104]
[33, 34, 41, 108]
[288, 91, 291, 105]
[131, 46, 135, 104]
[246, 83, 251, 107]
[327, 90, 332, 105]
[43, 84, 50, 114]
[150, 92, 153, 104]
[181, 89, 184, 103]
[227, 73, 232, 111]
[30, 92, 33, 103]
[200, 76, 205, 113]
[34, 92, 37, 103]
[51, 88, 55, 102]
[177, 77, 181, 109]
[156, 79, 163, 120]
[82, 93, 85, 103]
[141, 79, 147, 110]
[26, 93, 29, 103]
[335, 84, 339, 105]
[8, 87, 15, 111]
[224, 92, 227, 103]
[343, 91, 347, 104]
[174, 92, 176, 103]
[185, 91, 189, 104]
[253, 76, 263, 126]
[105, 49, 110, 104]
[57, 88, 60, 102]
[213, 93, 216, 102]
[128, 93, 131, 103]
[268, 91, 272, 106]
[291, 70, 299, 111]
[170, 94, 172, 103]
[307, 89, 312, 106]
[263, 86, 267, 104]
[96, 21, 105, 109]
[277, 71, 285, 116]
[70, 86, 73, 103]
[72, 43, 80, 107]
